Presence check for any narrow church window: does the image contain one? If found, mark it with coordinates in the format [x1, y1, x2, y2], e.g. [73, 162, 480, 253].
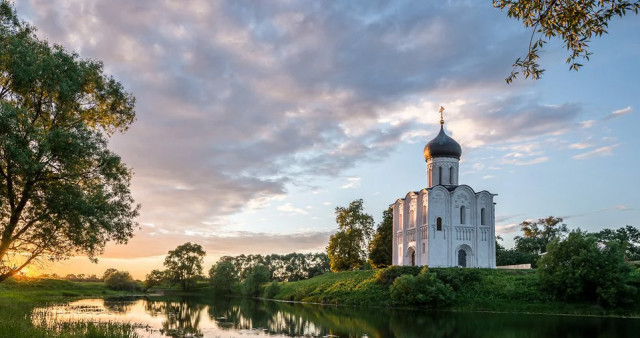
[460, 206, 466, 224]
[410, 210, 414, 227]
[449, 167, 454, 184]
[399, 213, 403, 230]
[481, 208, 486, 225]
[422, 205, 426, 224]
[422, 242, 425, 253]
[437, 217, 442, 231]
[438, 166, 442, 185]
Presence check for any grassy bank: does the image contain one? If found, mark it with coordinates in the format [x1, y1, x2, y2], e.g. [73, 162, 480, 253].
[270, 268, 640, 317]
[0, 277, 140, 337]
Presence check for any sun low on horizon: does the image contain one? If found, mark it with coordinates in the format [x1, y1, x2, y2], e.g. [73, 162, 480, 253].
[9, 1, 639, 280]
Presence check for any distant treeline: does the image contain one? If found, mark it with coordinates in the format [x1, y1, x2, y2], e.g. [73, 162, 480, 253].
[218, 252, 330, 282]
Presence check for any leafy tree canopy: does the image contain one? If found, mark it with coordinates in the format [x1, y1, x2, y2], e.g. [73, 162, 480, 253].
[593, 225, 640, 261]
[0, 1, 138, 282]
[164, 242, 205, 291]
[538, 230, 636, 306]
[143, 269, 166, 292]
[514, 216, 568, 255]
[327, 199, 374, 272]
[368, 207, 393, 269]
[494, 0, 640, 83]
[242, 264, 270, 297]
[104, 270, 137, 291]
[209, 260, 237, 295]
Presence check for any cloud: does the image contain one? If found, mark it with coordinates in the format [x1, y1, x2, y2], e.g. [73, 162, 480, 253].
[572, 145, 617, 160]
[101, 228, 331, 259]
[341, 177, 361, 189]
[12, 1, 594, 257]
[580, 120, 596, 128]
[569, 142, 592, 149]
[277, 203, 308, 215]
[606, 106, 633, 120]
[496, 223, 520, 234]
[495, 213, 525, 224]
[562, 205, 634, 219]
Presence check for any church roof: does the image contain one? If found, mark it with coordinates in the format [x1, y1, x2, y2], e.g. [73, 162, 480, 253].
[423, 124, 462, 160]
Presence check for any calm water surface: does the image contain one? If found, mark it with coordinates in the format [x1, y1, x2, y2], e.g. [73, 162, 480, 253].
[32, 296, 640, 337]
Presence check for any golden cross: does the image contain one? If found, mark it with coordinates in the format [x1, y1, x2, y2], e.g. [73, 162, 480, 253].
[439, 106, 445, 125]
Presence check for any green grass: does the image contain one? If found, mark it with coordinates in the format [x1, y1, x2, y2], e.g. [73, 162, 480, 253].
[0, 277, 140, 337]
[270, 268, 640, 317]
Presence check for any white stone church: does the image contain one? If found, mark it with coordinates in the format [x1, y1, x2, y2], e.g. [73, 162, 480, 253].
[392, 108, 496, 268]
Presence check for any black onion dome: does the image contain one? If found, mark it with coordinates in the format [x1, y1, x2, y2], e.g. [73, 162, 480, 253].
[423, 125, 462, 160]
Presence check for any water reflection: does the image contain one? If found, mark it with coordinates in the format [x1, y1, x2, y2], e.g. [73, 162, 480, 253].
[33, 296, 640, 338]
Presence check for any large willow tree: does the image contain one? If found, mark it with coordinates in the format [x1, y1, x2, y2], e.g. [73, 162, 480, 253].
[0, 2, 138, 281]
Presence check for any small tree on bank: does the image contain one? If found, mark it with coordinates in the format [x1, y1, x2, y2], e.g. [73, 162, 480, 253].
[143, 269, 166, 292]
[164, 242, 205, 291]
[243, 265, 270, 297]
[209, 260, 237, 295]
[368, 207, 393, 268]
[326, 199, 374, 272]
[104, 270, 137, 291]
[0, 1, 138, 282]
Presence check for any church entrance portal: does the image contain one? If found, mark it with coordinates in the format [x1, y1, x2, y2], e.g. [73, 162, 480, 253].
[407, 247, 416, 266]
[458, 250, 467, 267]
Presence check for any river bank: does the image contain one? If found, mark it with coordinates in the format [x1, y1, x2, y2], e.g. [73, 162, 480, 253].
[0, 277, 141, 337]
[267, 268, 640, 317]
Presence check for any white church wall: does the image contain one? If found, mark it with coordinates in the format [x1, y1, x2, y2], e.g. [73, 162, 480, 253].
[427, 186, 449, 267]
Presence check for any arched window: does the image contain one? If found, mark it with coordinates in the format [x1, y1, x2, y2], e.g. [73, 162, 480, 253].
[422, 205, 427, 224]
[481, 208, 486, 225]
[450, 167, 454, 184]
[438, 166, 443, 185]
[410, 210, 415, 227]
[437, 217, 442, 231]
[422, 242, 425, 253]
[460, 206, 466, 224]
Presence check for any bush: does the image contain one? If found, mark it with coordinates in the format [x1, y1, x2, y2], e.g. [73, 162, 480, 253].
[375, 266, 421, 285]
[538, 231, 637, 307]
[389, 268, 454, 308]
[243, 265, 270, 297]
[104, 271, 137, 291]
[431, 268, 482, 291]
[263, 281, 281, 299]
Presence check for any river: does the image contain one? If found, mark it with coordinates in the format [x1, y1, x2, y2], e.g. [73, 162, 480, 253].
[31, 296, 640, 337]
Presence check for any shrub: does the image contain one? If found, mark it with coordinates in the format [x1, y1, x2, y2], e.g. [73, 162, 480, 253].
[375, 266, 421, 285]
[104, 271, 137, 291]
[263, 281, 281, 299]
[389, 268, 454, 308]
[431, 268, 482, 291]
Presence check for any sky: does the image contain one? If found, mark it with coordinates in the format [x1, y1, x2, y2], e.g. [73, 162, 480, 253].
[13, 1, 640, 279]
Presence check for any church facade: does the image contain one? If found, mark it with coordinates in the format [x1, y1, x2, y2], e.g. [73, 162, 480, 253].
[392, 108, 496, 268]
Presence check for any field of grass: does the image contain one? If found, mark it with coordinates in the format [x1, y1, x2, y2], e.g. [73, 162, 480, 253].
[270, 268, 640, 317]
[0, 277, 140, 337]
